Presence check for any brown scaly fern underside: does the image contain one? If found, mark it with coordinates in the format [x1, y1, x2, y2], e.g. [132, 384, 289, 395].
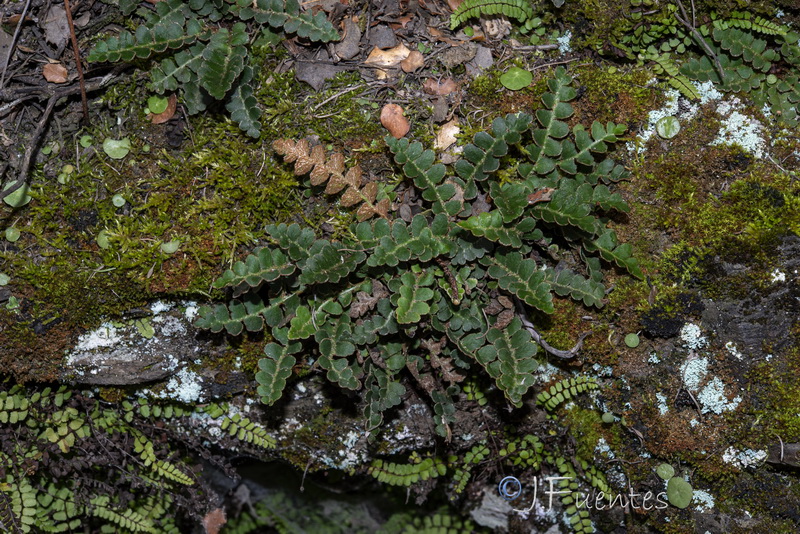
[272, 139, 391, 222]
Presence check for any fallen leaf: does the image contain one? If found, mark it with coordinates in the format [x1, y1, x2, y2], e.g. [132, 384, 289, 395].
[202, 508, 226, 534]
[42, 63, 68, 84]
[527, 188, 555, 205]
[363, 44, 410, 68]
[434, 119, 460, 151]
[400, 51, 425, 73]
[42, 5, 69, 48]
[380, 103, 410, 138]
[334, 17, 361, 60]
[427, 26, 463, 46]
[149, 94, 177, 124]
[423, 78, 459, 96]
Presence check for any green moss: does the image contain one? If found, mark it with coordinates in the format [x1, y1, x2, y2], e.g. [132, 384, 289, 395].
[468, 73, 502, 101]
[573, 64, 660, 126]
[750, 348, 800, 442]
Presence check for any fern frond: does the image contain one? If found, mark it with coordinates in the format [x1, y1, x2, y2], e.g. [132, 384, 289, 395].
[450, 0, 536, 31]
[536, 376, 598, 411]
[650, 53, 701, 100]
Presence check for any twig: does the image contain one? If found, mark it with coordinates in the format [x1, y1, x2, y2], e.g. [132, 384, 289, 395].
[514, 298, 590, 359]
[0, 94, 57, 203]
[0, 68, 128, 203]
[63, 0, 88, 121]
[674, 0, 724, 82]
[0, 0, 32, 89]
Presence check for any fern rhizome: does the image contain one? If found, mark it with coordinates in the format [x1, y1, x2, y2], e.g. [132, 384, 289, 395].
[197, 66, 642, 442]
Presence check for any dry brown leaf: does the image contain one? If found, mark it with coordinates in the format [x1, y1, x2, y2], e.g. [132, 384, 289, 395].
[298, 144, 325, 177]
[340, 187, 362, 207]
[202, 508, 226, 534]
[344, 165, 362, 188]
[150, 93, 177, 124]
[423, 78, 459, 96]
[310, 151, 344, 186]
[495, 309, 515, 329]
[380, 104, 409, 139]
[444, 0, 463, 12]
[374, 197, 390, 218]
[427, 27, 464, 46]
[434, 119, 460, 150]
[42, 63, 68, 84]
[272, 139, 308, 164]
[400, 51, 425, 73]
[527, 187, 555, 205]
[363, 44, 410, 67]
[42, 5, 69, 48]
[356, 203, 374, 222]
[349, 281, 389, 317]
[361, 182, 378, 203]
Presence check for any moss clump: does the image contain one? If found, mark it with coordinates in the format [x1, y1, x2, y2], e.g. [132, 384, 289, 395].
[468, 73, 502, 101]
[573, 64, 659, 126]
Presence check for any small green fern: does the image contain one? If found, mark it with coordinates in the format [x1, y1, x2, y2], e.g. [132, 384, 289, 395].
[450, 0, 541, 32]
[88, 0, 339, 137]
[536, 376, 599, 411]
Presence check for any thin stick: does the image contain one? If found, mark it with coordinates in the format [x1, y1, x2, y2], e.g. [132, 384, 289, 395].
[514, 298, 590, 359]
[0, 0, 32, 89]
[63, 0, 88, 120]
[674, 0, 724, 82]
[0, 68, 127, 203]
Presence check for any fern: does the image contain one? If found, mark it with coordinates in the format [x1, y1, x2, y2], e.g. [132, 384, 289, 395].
[368, 456, 447, 486]
[89, 0, 339, 137]
[198, 67, 641, 440]
[450, 0, 540, 32]
[475, 317, 539, 407]
[536, 376, 599, 411]
[273, 139, 391, 221]
[89, 496, 156, 533]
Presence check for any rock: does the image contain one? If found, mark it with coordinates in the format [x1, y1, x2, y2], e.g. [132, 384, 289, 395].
[439, 42, 477, 69]
[470, 490, 512, 531]
[62, 300, 204, 386]
[368, 25, 398, 49]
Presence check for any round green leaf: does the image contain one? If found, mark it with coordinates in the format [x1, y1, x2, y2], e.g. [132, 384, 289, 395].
[112, 194, 126, 207]
[79, 135, 93, 148]
[601, 412, 615, 424]
[102, 138, 132, 160]
[0, 272, 9, 285]
[500, 67, 533, 91]
[147, 95, 169, 114]
[96, 230, 111, 249]
[624, 333, 640, 348]
[2, 181, 32, 208]
[160, 239, 181, 254]
[656, 463, 675, 480]
[666, 476, 693, 508]
[5, 227, 20, 242]
[766, 74, 778, 85]
[656, 116, 680, 139]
